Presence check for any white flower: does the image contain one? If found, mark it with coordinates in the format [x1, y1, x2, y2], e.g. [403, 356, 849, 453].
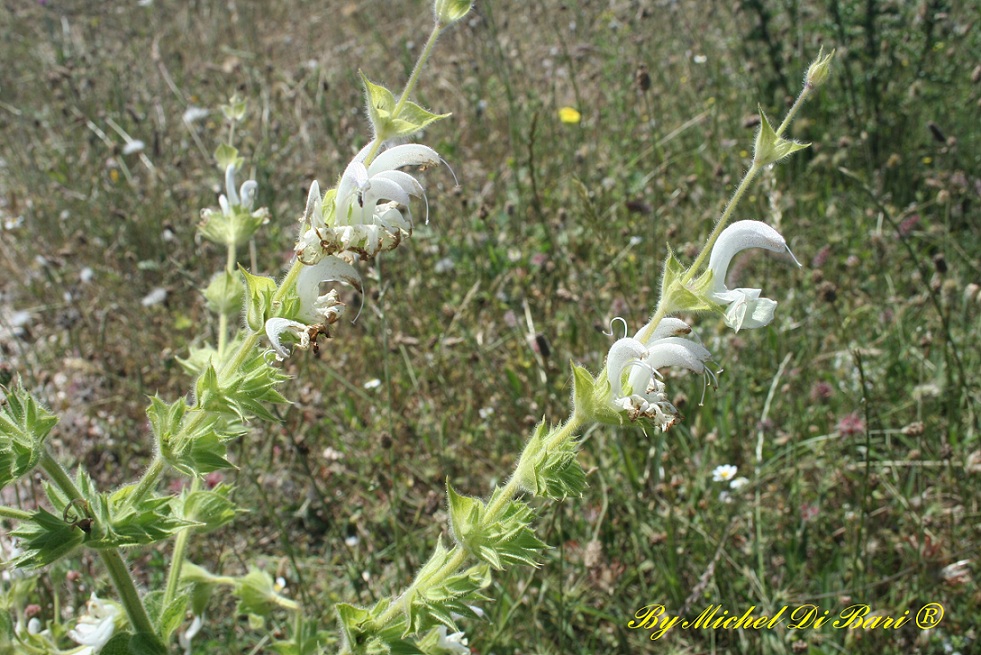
[217, 163, 259, 217]
[295, 141, 439, 262]
[707, 220, 800, 331]
[604, 318, 713, 430]
[436, 625, 470, 654]
[264, 255, 363, 361]
[729, 476, 749, 490]
[178, 614, 203, 655]
[68, 593, 119, 653]
[265, 318, 312, 361]
[712, 464, 738, 482]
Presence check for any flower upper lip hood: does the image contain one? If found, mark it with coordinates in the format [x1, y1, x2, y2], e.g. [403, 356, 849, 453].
[706, 220, 800, 332]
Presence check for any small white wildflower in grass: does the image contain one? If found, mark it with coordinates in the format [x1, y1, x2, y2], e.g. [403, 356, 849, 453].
[182, 106, 209, 124]
[478, 406, 494, 419]
[68, 593, 119, 652]
[364, 378, 382, 390]
[122, 140, 145, 155]
[693, 54, 708, 64]
[345, 535, 360, 547]
[729, 476, 749, 490]
[274, 577, 287, 593]
[712, 464, 738, 482]
[80, 267, 94, 283]
[141, 287, 168, 307]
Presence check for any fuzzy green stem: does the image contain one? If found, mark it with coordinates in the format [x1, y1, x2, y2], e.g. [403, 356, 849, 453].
[218, 241, 238, 357]
[372, 413, 584, 631]
[100, 549, 160, 640]
[40, 451, 158, 643]
[162, 477, 200, 610]
[128, 455, 165, 507]
[40, 450, 82, 498]
[776, 84, 814, 137]
[362, 23, 445, 166]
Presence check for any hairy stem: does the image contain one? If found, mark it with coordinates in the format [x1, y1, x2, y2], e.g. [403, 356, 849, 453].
[373, 413, 585, 631]
[162, 477, 200, 610]
[40, 451, 159, 642]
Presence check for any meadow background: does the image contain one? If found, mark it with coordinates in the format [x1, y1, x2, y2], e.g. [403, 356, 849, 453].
[1, 0, 979, 653]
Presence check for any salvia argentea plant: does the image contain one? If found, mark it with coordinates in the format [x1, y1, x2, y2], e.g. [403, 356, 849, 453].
[0, 1, 835, 652]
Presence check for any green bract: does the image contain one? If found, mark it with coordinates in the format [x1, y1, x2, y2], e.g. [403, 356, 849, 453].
[434, 0, 472, 25]
[204, 270, 244, 317]
[0, 383, 58, 490]
[361, 73, 450, 140]
[753, 108, 810, 167]
[514, 419, 586, 499]
[241, 267, 278, 332]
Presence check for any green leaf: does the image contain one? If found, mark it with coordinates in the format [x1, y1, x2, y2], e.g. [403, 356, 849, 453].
[240, 266, 278, 331]
[753, 108, 810, 166]
[101, 632, 135, 655]
[144, 590, 188, 642]
[361, 73, 397, 138]
[446, 482, 482, 545]
[221, 95, 248, 123]
[516, 418, 586, 500]
[129, 632, 168, 655]
[0, 382, 59, 489]
[204, 270, 244, 317]
[386, 100, 451, 139]
[10, 507, 85, 568]
[214, 143, 242, 171]
[182, 484, 240, 533]
[234, 568, 293, 617]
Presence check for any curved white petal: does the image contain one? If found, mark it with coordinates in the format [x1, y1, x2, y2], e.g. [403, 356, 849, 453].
[368, 144, 440, 176]
[265, 318, 309, 360]
[296, 255, 363, 323]
[363, 177, 412, 209]
[641, 317, 692, 343]
[605, 337, 648, 396]
[224, 164, 239, 207]
[373, 169, 424, 197]
[302, 181, 322, 224]
[645, 337, 712, 374]
[336, 161, 371, 223]
[239, 180, 258, 210]
[708, 220, 795, 297]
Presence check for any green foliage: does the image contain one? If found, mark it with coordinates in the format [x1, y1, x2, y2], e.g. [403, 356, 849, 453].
[434, 0, 473, 26]
[143, 590, 188, 642]
[233, 567, 293, 617]
[180, 483, 241, 533]
[447, 484, 547, 570]
[0, 383, 59, 490]
[752, 108, 809, 166]
[10, 507, 85, 568]
[361, 74, 450, 141]
[241, 267, 279, 331]
[514, 419, 586, 499]
[214, 144, 243, 171]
